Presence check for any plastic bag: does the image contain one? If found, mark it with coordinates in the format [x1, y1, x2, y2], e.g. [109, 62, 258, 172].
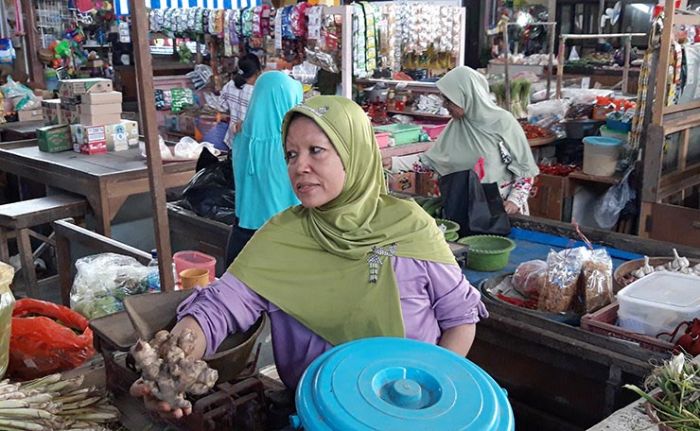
[70, 253, 151, 319]
[9, 298, 95, 380]
[538, 247, 588, 313]
[580, 249, 613, 313]
[594, 168, 636, 229]
[180, 149, 235, 224]
[512, 259, 547, 298]
[0, 76, 41, 111]
[0, 262, 15, 379]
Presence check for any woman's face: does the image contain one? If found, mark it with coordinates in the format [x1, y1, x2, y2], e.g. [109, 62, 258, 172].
[285, 116, 346, 208]
[443, 95, 465, 119]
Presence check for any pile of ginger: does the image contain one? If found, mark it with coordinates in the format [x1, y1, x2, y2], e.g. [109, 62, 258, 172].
[130, 329, 219, 409]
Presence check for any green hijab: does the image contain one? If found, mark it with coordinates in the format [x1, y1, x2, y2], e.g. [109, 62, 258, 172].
[229, 96, 456, 346]
[421, 66, 539, 183]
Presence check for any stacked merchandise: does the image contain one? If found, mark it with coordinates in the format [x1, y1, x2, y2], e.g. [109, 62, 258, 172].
[53, 78, 139, 155]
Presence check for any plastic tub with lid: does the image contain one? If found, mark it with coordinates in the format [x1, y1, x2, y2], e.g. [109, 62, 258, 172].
[617, 272, 700, 338]
[173, 251, 217, 283]
[293, 337, 514, 431]
[582, 136, 622, 177]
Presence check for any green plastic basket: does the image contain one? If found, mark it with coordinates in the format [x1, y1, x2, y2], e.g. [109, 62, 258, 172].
[373, 124, 422, 146]
[457, 235, 516, 272]
[434, 219, 460, 241]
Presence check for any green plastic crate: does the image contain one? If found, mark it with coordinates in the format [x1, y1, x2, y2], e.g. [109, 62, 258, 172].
[373, 124, 422, 146]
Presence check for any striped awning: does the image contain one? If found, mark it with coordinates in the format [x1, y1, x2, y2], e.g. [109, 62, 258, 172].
[114, 0, 262, 17]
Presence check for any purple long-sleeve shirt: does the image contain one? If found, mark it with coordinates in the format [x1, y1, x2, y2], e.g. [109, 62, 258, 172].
[177, 256, 488, 388]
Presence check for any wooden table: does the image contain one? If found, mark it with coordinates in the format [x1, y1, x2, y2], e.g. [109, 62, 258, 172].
[0, 120, 44, 141]
[0, 141, 196, 236]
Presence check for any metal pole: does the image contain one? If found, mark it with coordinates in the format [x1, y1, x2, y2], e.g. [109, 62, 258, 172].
[546, 22, 556, 100]
[504, 24, 511, 112]
[622, 36, 632, 95]
[128, 0, 175, 292]
[557, 35, 565, 99]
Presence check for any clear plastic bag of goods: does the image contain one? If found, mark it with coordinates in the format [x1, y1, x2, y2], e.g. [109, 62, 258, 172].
[580, 249, 613, 313]
[594, 168, 635, 229]
[0, 262, 15, 379]
[538, 247, 588, 313]
[511, 259, 547, 298]
[70, 253, 151, 319]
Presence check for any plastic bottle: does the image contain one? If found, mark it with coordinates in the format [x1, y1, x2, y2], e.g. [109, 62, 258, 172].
[147, 249, 161, 293]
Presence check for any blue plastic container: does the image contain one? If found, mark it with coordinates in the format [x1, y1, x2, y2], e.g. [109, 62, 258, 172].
[583, 136, 623, 176]
[294, 337, 514, 431]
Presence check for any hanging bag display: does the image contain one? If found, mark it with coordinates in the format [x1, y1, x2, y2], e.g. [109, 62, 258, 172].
[438, 169, 511, 238]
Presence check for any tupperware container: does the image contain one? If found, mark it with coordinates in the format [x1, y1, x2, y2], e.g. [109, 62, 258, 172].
[173, 251, 216, 283]
[582, 136, 622, 177]
[422, 123, 448, 140]
[617, 272, 700, 338]
[373, 124, 422, 146]
[599, 125, 629, 145]
[374, 132, 391, 149]
[294, 337, 514, 431]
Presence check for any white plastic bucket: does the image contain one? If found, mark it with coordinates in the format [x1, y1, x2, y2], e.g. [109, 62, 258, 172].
[583, 136, 622, 177]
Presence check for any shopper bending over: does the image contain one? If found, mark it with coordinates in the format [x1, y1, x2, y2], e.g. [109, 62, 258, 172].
[399, 66, 540, 215]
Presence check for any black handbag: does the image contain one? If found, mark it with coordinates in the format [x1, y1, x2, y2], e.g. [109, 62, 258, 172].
[438, 169, 511, 237]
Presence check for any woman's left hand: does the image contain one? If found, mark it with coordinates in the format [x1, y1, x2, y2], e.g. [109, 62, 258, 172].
[504, 201, 520, 215]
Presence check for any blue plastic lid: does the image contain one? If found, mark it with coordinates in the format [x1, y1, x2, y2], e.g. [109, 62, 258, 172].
[295, 337, 514, 431]
[582, 136, 623, 147]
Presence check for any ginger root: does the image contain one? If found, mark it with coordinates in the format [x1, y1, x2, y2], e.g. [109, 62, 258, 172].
[130, 329, 218, 409]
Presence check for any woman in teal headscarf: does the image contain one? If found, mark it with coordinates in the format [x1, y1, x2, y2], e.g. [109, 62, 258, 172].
[225, 71, 302, 264]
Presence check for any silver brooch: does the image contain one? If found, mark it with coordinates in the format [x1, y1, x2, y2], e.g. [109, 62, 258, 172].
[367, 244, 397, 283]
[299, 104, 329, 117]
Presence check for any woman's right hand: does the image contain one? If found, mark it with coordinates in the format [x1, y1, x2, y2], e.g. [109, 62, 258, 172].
[129, 378, 192, 420]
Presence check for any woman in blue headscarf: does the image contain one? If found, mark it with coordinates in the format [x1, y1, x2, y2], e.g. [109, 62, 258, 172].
[225, 71, 303, 264]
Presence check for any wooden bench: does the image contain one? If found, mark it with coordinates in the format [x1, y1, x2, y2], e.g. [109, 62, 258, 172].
[0, 193, 88, 297]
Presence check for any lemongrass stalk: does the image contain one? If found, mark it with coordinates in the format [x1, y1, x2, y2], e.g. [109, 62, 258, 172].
[0, 418, 46, 431]
[0, 399, 32, 409]
[43, 376, 84, 394]
[21, 374, 61, 390]
[0, 392, 25, 401]
[0, 407, 57, 420]
[67, 411, 119, 422]
[61, 396, 103, 410]
[54, 390, 93, 405]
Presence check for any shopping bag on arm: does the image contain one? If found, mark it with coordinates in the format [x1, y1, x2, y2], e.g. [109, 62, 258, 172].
[438, 169, 511, 237]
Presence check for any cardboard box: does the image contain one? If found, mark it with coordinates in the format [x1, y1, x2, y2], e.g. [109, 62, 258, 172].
[74, 103, 121, 116]
[41, 99, 62, 125]
[58, 78, 113, 98]
[387, 172, 416, 194]
[60, 102, 79, 124]
[416, 171, 440, 197]
[71, 124, 107, 145]
[81, 91, 122, 105]
[37, 125, 72, 153]
[79, 112, 122, 126]
[80, 141, 107, 155]
[104, 122, 128, 152]
[119, 119, 139, 147]
[17, 109, 44, 122]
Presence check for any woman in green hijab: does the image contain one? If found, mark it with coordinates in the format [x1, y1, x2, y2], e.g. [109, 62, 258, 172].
[420, 66, 539, 215]
[131, 97, 487, 418]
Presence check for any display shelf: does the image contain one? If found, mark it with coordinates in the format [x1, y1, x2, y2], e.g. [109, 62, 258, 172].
[568, 171, 621, 185]
[387, 109, 450, 120]
[379, 141, 432, 159]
